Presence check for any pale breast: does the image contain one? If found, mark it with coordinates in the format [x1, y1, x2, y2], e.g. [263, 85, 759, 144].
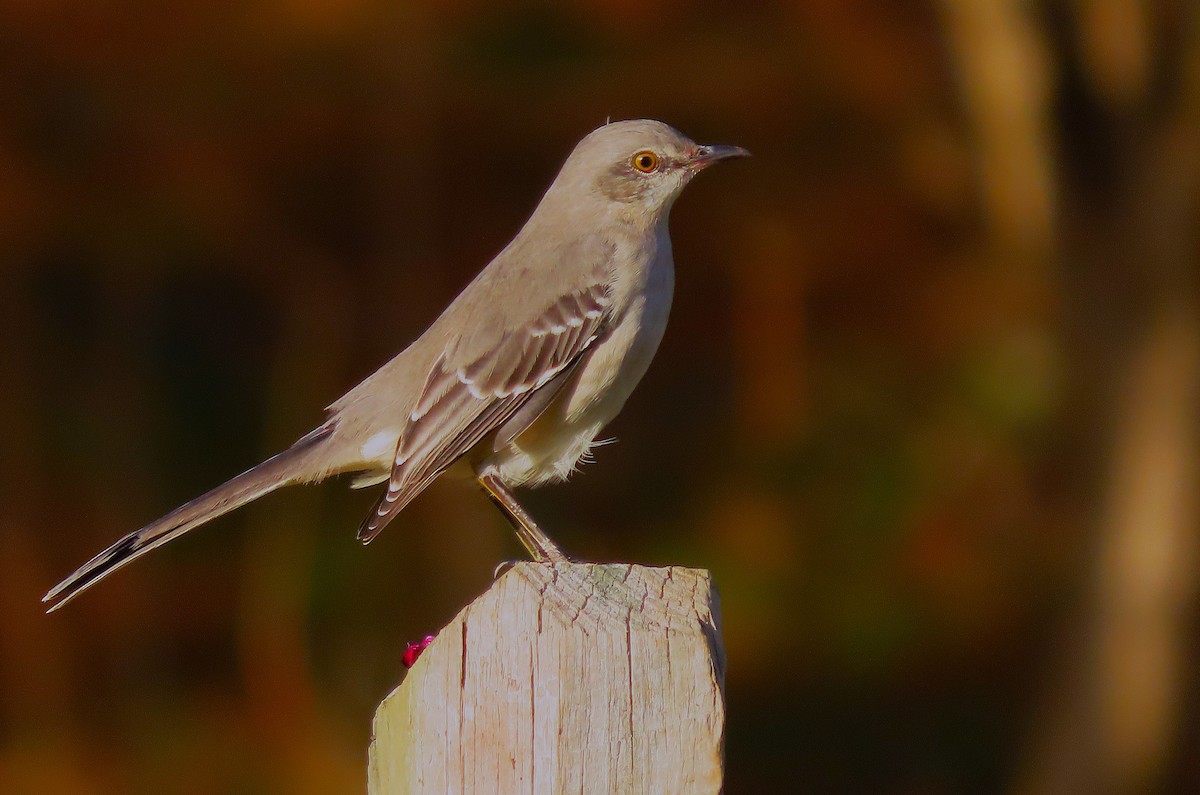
[562, 250, 673, 425]
[488, 233, 675, 486]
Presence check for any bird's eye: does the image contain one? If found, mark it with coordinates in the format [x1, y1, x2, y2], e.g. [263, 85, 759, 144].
[631, 150, 659, 173]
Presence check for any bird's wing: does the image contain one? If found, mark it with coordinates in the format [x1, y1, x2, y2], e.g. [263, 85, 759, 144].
[357, 278, 614, 542]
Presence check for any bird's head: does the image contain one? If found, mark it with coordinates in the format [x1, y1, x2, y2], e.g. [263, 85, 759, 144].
[553, 119, 749, 220]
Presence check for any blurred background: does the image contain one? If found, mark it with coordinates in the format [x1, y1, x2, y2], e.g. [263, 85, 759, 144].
[2, 1, 1198, 792]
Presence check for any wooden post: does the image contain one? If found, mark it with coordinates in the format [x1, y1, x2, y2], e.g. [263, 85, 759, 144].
[367, 562, 725, 794]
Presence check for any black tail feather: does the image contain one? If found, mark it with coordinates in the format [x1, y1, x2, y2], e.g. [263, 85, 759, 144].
[43, 429, 333, 612]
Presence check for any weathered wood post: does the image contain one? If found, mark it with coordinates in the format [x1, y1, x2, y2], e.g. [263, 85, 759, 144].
[367, 562, 726, 794]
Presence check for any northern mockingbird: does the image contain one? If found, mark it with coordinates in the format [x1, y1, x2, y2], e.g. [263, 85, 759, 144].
[44, 119, 748, 611]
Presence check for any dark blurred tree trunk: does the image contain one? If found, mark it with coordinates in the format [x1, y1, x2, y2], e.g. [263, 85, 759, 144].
[1019, 4, 1200, 790]
[943, 1, 1200, 792]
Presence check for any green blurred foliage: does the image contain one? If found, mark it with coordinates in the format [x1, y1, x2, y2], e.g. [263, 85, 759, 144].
[1, 1, 1197, 793]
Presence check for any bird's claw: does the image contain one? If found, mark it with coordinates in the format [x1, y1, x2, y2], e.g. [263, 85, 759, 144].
[493, 559, 520, 579]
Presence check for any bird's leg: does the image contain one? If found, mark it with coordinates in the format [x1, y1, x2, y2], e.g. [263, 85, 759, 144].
[477, 472, 569, 563]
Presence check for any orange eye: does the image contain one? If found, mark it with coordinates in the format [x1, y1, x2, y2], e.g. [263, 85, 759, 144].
[631, 150, 659, 173]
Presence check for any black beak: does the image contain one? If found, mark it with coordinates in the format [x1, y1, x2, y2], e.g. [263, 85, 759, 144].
[691, 143, 751, 170]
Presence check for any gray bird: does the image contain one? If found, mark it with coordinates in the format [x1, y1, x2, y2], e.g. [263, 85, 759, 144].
[43, 119, 748, 611]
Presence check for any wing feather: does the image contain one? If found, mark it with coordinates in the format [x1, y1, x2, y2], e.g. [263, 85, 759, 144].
[357, 280, 612, 542]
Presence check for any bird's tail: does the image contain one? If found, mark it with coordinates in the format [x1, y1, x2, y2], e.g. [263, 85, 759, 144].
[43, 426, 336, 612]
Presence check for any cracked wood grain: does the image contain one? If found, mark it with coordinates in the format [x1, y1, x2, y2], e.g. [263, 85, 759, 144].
[368, 562, 725, 794]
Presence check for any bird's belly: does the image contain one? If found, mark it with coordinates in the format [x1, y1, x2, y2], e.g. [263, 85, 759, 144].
[489, 265, 674, 487]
